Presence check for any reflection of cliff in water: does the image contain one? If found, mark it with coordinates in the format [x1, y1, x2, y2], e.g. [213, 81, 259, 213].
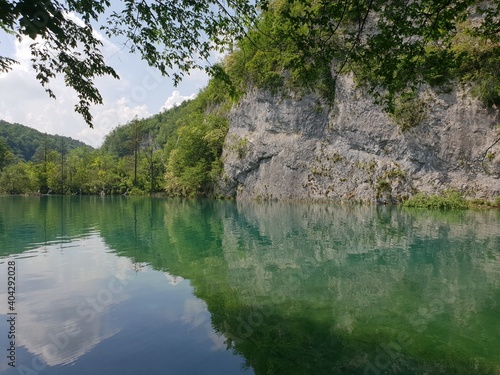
[221, 201, 500, 321]
[215, 202, 500, 374]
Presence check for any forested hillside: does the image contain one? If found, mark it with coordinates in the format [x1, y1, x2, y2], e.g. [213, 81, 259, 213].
[0, 120, 91, 161]
[0, 78, 231, 195]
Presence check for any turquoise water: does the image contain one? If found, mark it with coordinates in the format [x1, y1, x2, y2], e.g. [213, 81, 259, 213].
[0, 196, 499, 374]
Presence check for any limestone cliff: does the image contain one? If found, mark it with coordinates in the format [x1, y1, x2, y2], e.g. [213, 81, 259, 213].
[218, 76, 500, 203]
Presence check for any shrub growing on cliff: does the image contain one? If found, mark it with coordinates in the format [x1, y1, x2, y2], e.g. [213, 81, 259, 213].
[223, 1, 500, 115]
[452, 21, 500, 108]
[403, 191, 469, 210]
[495, 197, 500, 207]
[390, 94, 428, 131]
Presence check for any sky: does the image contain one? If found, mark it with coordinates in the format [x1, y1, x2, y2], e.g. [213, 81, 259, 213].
[0, 12, 215, 148]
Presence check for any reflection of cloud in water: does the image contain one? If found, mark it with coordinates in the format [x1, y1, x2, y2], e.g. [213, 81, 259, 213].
[208, 331, 227, 352]
[24, 306, 119, 366]
[9, 235, 134, 366]
[181, 298, 227, 352]
[164, 272, 184, 286]
[182, 298, 208, 329]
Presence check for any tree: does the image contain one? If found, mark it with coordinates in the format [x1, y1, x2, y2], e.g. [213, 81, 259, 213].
[0, 137, 15, 171]
[132, 118, 142, 187]
[0, 0, 261, 127]
[60, 136, 66, 193]
[140, 134, 164, 194]
[0, 161, 35, 194]
[66, 146, 93, 193]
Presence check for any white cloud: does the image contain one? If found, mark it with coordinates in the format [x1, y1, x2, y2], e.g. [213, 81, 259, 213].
[77, 97, 151, 147]
[0, 12, 210, 149]
[0, 36, 149, 148]
[160, 90, 196, 112]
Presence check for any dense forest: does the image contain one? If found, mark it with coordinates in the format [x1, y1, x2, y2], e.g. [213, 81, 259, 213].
[0, 120, 90, 161]
[0, 0, 499, 197]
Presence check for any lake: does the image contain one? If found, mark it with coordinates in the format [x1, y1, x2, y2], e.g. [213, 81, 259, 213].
[0, 196, 499, 375]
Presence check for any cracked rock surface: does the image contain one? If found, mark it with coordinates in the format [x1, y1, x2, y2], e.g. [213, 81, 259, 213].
[218, 77, 500, 203]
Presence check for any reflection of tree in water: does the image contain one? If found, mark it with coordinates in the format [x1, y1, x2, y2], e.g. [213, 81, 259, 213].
[0, 196, 102, 256]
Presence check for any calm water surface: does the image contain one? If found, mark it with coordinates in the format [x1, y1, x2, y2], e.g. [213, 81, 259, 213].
[0, 196, 499, 374]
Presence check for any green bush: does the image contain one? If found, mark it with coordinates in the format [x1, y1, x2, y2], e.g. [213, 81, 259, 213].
[452, 22, 500, 107]
[494, 197, 500, 208]
[0, 162, 36, 194]
[403, 190, 469, 210]
[390, 94, 428, 131]
[470, 77, 500, 107]
[164, 109, 229, 197]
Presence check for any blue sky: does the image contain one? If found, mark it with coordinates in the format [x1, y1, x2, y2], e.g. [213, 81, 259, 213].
[0, 11, 216, 148]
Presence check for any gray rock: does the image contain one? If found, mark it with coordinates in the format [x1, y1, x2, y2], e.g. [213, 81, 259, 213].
[218, 77, 500, 202]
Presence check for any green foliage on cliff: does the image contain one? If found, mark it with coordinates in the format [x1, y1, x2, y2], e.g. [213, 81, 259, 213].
[390, 94, 429, 131]
[223, 1, 500, 111]
[224, 0, 344, 100]
[452, 21, 500, 107]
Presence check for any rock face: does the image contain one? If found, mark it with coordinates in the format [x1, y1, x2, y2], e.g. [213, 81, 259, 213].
[218, 76, 500, 202]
